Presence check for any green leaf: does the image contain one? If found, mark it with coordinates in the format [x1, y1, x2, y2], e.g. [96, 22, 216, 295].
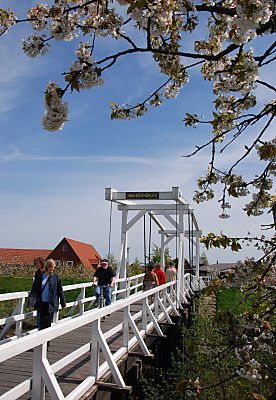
[127, 0, 147, 13]
[262, 320, 272, 330]
[71, 81, 80, 92]
[176, 379, 190, 394]
[64, 74, 72, 82]
[252, 393, 267, 400]
[231, 241, 242, 252]
[44, 92, 52, 107]
[228, 185, 238, 198]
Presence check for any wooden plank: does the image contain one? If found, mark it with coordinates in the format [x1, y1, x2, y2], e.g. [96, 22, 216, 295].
[96, 382, 132, 394]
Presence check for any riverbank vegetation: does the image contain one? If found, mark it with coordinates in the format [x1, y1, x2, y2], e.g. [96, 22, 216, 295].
[132, 272, 275, 400]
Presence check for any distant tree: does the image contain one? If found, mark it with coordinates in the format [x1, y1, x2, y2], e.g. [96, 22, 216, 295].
[200, 252, 209, 266]
[150, 244, 172, 266]
[127, 257, 144, 277]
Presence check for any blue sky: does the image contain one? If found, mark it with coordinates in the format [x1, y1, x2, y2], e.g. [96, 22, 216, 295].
[0, 1, 274, 264]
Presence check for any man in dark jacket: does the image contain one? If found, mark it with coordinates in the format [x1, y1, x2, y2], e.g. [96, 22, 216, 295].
[29, 259, 66, 330]
[93, 259, 115, 306]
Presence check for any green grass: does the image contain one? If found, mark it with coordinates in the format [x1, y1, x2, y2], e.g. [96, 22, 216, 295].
[0, 276, 95, 319]
[216, 286, 254, 314]
[0, 276, 92, 294]
[0, 276, 34, 294]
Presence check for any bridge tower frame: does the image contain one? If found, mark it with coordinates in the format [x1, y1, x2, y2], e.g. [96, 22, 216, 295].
[105, 187, 202, 298]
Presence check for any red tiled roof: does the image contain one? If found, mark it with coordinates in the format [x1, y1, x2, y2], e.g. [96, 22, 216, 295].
[0, 249, 51, 265]
[65, 238, 101, 270]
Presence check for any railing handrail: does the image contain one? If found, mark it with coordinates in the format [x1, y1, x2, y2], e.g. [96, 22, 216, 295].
[0, 273, 146, 302]
[0, 280, 175, 363]
[0, 273, 205, 343]
[0, 274, 146, 342]
[0, 272, 201, 302]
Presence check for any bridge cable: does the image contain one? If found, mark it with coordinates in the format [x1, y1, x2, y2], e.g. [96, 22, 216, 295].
[108, 199, 113, 263]
[148, 213, 152, 265]
[143, 213, 147, 271]
[175, 200, 179, 311]
[191, 212, 194, 275]
[188, 209, 192, 285]
[175, 201, 178, 267]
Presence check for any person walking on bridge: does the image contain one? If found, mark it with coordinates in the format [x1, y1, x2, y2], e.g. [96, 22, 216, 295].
[29, 259, 66, 330]
[165, 261, 177, 282]
[32, 257, 45, 329]
[143, 264, 159, 291]
[33, 257, 45, 280]
[93, 259, 115, 306]
[153, 263, 166, 286]
[165, 261, 177, 295]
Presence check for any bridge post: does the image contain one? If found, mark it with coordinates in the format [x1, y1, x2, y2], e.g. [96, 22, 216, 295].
[118, 206, 128, 298]
[154, 293, 159, 319]
[123, 306, 130, 349]
[90, 320, 100, 378]
[195, 233, 200, 282]
[15, 297, 25, 337]
[32, 343, 46, 400]
[79, 287, 86, 315]
[142, 298, 148, 331]
[160, 233, 165, 270]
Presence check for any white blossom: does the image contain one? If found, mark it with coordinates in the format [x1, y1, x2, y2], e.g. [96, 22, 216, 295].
[50, 13, 79, 41]
[70, 43, 104, 89]
[83, 8, 124, 38]
[128, 0, 176, 37]
[22, 34, 50, 57]
[237, 359, 263, 381]
[27, 4, 48, 31]
[229, 0, 273, 45]
[219, 212, 230, 219]
[42, 82, 68, 132]
[0, 8, 17, 34]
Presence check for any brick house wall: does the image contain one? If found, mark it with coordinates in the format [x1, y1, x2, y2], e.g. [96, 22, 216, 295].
[47, 238, 80, 267]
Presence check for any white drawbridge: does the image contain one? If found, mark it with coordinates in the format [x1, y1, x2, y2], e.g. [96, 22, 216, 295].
[105, 187, 202, 298]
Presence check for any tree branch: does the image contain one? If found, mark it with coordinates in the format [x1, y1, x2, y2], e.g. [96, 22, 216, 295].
[228, 114, 274, 174]
[256, 79, 276, 92]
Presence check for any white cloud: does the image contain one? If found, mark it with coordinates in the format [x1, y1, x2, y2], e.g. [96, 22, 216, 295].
[0, 155, 271, 264]
[0, 28, 42, 114]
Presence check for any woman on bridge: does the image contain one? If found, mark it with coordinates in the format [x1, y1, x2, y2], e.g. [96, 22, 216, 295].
[29, 259, 66, 330]
[143, 265, 159, 291]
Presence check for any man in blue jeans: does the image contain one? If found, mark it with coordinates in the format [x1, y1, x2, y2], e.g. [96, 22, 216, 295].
[93, 259, 115, 306]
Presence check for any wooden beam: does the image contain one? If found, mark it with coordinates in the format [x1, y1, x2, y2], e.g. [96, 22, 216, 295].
[96, 382, 132, 394]
[146, 333, 167, 339]
[127, 352, 154, 361]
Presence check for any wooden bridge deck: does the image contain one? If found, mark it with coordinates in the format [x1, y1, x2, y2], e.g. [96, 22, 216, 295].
[0, 302, 156, 399]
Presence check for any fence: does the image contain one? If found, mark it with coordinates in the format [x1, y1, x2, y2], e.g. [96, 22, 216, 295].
[0, 274, 145, 342]
[0, 274, 205, 400]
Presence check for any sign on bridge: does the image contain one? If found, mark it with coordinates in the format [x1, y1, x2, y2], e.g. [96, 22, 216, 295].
[126, 192, 159, 200]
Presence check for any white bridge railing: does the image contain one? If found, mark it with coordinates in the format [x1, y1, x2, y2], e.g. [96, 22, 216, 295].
[0, 274, 204, 400]
[0, 273, 145, 342]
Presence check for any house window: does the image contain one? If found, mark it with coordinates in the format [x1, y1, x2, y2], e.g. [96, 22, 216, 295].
[67, 261, 73, 267]
[62, 245, 67, 252]
[55, 260, 61, 267]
